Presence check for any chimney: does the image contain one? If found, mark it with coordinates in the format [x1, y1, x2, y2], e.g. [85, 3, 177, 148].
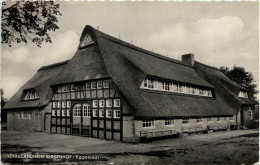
[181, 53, 195, 66]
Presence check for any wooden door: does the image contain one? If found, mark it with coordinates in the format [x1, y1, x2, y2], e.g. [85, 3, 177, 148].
[44, 113, 51, 132]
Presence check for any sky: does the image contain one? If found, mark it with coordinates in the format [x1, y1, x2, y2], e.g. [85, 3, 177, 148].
[1, 1, 259, 99]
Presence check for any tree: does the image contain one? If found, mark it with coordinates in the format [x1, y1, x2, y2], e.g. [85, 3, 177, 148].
[220, 65, 258, 99]
[1, 89, 8, 123]
[1, 1, 61, 47]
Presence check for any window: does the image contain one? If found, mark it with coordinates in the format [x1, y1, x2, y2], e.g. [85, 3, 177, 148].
[144, 78, 148, 88]
[62, 101, 66, 108]
[142, 119, 154, 128]
[223, 117, 227, 121]
[197, 118, 202, 123]
[57, 110, 61, 116]
[99, 100, 104, 107]
[71, 84, 75, 91]
[67, 101, 71, 108]
[52, 110, 56, 116]
[99, 109, 104, 117]
[177, 84, 185, 93]
[106, 109, 112, 118]
[187, 86, 192, 94]
[182, 118, 190, 124]
[93, 100, 98, 107]
[207, 117, 213, 122]
[93, 109, 98, 117]
[80, 33, 94, 47]
[249, 109, 253, 120]
[217, 117, 221, 121]
[58, 86, 62, 93]
[73, 104, 81, 117]
[192, 87, 196, 94]
[66, 85, 70, 92]
[207, 90, 212, 97]
[114, 110, 121, 118]
[52, 102, 57, 108]
[97, 81, 102, 89]
[91, 81, 97, 89]
[62, 109, 66, 116]
[199, 89, 203, 95]
[21, 111, 31, 119]
[143, 78, 157, 89]
[83, 104, 91, 117]
[106, 99, 112, 107]
[67, 109, 70, 116]
[114, 99, 120, 107]
[62, 86, 66, 92]
[163, 81, 170, 91]
[86, 82, 91, 90]
[165, 119, 174, 126]
[57, 102, 61, 108]
[103, 80, 109, 88]
[230, 116, 234, 121]
[24, 90, 39, 100]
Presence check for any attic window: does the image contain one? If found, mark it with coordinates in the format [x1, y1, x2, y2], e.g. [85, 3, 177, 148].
[80, 33, 94, 47]
[24, 90, 39, 100]
[238, 91, 248, 98]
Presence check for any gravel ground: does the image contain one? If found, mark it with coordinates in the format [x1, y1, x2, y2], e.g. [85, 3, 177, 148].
[1, 129, 259, 164]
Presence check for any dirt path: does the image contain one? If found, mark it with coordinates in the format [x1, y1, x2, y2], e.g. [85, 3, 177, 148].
[1, 129, 259, 164]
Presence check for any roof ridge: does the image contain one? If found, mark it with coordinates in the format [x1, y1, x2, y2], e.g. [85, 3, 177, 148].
[195, 61, 220, 71]
[92, 28, 194, 69]
[38, 60, 69, 72]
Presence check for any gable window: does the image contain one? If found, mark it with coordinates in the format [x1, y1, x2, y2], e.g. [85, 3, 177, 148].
[182, 118, 190, 124]
[83, 104, 91, 117]
[207, 90, 212, 97]
[197, 118, 202, 123]
[93, 109, 98, 117]
[143, 78, 157, 89]
[177, 84, 185, 93]
[73, 104, 81, 117]
[24, 90, 39, 100]
[97, 81, 103, 89]
[106, 99, 112, 107]
[165, 118, 174, 126]
[142, 119, 154, 128]
[91, 81, 97, 89]
[114, 110, 121, 118]
[163, 81, 170, 91]
[239, 91, 248, 98]
[207, 117, 213, 122]
[80, 34, 94, 47]
[103, 80, 109, 88]
[106, 109, 112, 118]
[114, 99, 120, 107]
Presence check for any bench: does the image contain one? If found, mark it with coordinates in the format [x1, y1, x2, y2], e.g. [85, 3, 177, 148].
[207, 125, 227, 132]
[140, 129, 177, 141]
[181, 126, 207, 134]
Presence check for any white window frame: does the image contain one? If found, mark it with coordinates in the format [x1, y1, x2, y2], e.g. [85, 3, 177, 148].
[67, 109, 70, 117]
[83, 104, 91, 117]
[106, 109, 112, 118]
[86, 82, 91, 90]
[52, 102, 57, 108]
[99, 100, 104, 108]
[67, 101, 71, 108]
[73, 104, 81, 117]
[182, 118, 190, 124]
[114, 110, 121, 118]
[106, 99, 112, 107]
[93, 100, 98, 108]
[97, 80, 103, 89]
[99, 109, 104, 118]
[62, 101, 66, 108]
[52, 110, 56, 116]
[91, 81, 97, 89]
[114, 99, 120, 107]
[62, 109, 66, 116]
[93, 109, 98, 117]
[163, 81, 170, 91]
[103, 80, 109, 88]
[142, 119, 155, 128]
[71, 84, 75, 91]
[57, 109, 61, 117]
[165, 119, 174, 126]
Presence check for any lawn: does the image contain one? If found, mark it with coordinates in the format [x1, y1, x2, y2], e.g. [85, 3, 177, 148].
[1, 129, 259, 164]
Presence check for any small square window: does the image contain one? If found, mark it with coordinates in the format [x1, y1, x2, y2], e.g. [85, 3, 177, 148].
[99, 109, 104, 117]
[103, 80, 109, 88]
[106, 99, 112, 107]
[91, 81, 97, 89]
[93, 100, 98, 107]
[106, 109, 112, 118]
[99, 100, 104, 107]
[114, 110, 121, 118]
[97, 81, 102, 89]
[114, 99, 120, 107]
[93, 109, 98, 117]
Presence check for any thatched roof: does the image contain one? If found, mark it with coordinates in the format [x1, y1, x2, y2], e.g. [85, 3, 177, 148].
[4, 25, 256, 117]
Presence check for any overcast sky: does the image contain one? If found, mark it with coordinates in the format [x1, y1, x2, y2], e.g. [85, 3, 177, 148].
[1, 2, 259, 99]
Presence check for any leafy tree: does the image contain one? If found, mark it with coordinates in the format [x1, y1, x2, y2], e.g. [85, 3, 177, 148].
[220, 65, 258, 99]
[1, 1, 61, 47]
